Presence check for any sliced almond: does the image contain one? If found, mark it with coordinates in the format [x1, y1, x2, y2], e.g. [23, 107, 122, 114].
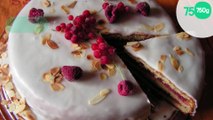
[185, 48, 194, 56]
[176, 32, 191, 40]
[107, 68, 116, 77]
[1, 100, 9, 105]
[46, 40, 59, 49]
[68, 1, 77, 8]
[7, 90, 16, 98]
[95, 25, 106, 31]
[178, 66, 184, 73]
[88, 94, 106, 105]
[5, 82, 14, 90]
[154, 23, 165, 32]
[92, 60, 101, 70]
[61, 5, 70, 14]
[51, 83, 64, 91]
[100, 73, 108, 80]
[90, 10, 97, 15]
[173, 46, 184, 56]
[42, 0, 51, 7]
[19, 110, 36, 120]
[14, 104, 26, 114]
[127, 42, 139, 46]
[128, 0, 137, 4]
[106, 64, 116, 70]
[157, 61, 164, 72]
[144, 24, 154, 31]
[43, 73, 55, 83]
[131, 43, 143, 51]
[160, 55, 167, 63]
[100, 89, 111, 96]
[71, 50, 83, 57]
[79, 43, 89, 50]
[9, 103, 16, 112]
[169, 55, 180, 71]
[50, 67, 60, 76]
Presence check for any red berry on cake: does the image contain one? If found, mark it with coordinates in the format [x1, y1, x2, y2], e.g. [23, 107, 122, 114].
[71, 35, 78, 43]
[100, 56, 110, 64]
[61, 66, 83, 81]
[118, 80, 134, 96]
[83, 10, 91, 17]
[65, 32, 72, 40]
[136, 2, 151, 16]
[102, 2, 109, 9]
[96, 37, 104, 43]
[94, 50, 102, 58]
[28, 8, 44, 23]
[98, 43, 108, 50]
[88, 32, 96, 39]
[56, 26, 61, 31]
[91, 43, 99, 50]
[68, 15, 74, 20]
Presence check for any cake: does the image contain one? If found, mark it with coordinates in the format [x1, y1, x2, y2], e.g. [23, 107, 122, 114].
[0, 0, 204, 119]
[124, 33, 204, 115]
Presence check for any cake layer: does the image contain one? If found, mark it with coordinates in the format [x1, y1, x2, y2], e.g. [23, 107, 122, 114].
[125, 33, 204, 115]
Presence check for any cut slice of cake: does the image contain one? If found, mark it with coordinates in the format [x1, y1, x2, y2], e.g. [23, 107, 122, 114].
[124, 32, 204, 115]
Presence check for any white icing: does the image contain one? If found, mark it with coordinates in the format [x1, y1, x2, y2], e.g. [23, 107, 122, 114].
[125, 35, 204, 102]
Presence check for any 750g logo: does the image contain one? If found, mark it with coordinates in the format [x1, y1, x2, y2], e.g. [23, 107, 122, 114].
[184, 1, 212, 19]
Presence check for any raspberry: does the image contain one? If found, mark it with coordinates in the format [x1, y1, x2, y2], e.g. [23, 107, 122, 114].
[136, 2, 151, 16]
[98, 43, 108, 50]
[94, 50, 102, 58]
[108, 47, 116, 55]
[83, 10, 91, 17]
[73, 16, 85, 25]
[117, 2, 124, 10]
[71, 35, 78, 43]
[117, 80, 134, 96]
[60, 23, 66, 29]
[100, 56, 110, 64]
[68, 15, 74, 20]
[88, 32, 96, 39]
[100, 50, 108, 56]
[96, 37, 104, 43]
[91, 43, 99, 50]
[67, 23, 73, 28]
[61, 66, 83, 81]
[28, 8, 44, 23]
[56, 26, 61, 31]
[102, 2, 109, 9]
[65, 32, 72, 40]
[88, 16, 96, 25]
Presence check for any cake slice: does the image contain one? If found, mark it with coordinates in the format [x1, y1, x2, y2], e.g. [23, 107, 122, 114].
[124, 32, 204, 115]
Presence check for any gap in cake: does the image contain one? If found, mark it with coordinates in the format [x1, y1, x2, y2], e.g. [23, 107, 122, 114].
[103, 35, 194, 116]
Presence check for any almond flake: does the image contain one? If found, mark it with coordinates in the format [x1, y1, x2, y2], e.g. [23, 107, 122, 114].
[144, 24, 154, 31]
[178, 66, 184, 73]
[88, 89, 111, 105]
[169, 55, 180, 71]
[42, 0, 51, 7]
[90, 10, 97, 15]
[95, 25, 106, 31]
[55, 75, 63, 83]
[43, 73, 55, 83]
[86, 54, 93, 60]
[51, 83, 64, 91]
[185, 48, 194, 56]
[128, 0, 137, 4]
[14, 104, 26, 114]
[176, 32, 191, 40]
[19, 110, 36, 120]
[100, 73, 108, 80]
[106, 64, 115, 70]
[50, 67, 60, 76]
[131, 42, 143, 51]
[154, 23, 165, 32]
[92, 60, 101, 70]
[1, 100, 9, 105]
[9, 103, 16, 112]
[49, 8, 56, 14]
[173, 46, 184, 56]
[160, 55, 167, 63]
[157, 61, 164, 72]
[68, 1, 77, 8]
[100, 89, 111, 96]
[5, 82, 14, 90]
[61, 5, 70, 14]
[71, 50, 83, 57]
[79, 43, 89, 50]
[101, 28, 110, 34]
[46, 40, 59, 49]
[127, 42, 139, 46]
[107, 68, 116, 76]
[7, 90, 15, 98]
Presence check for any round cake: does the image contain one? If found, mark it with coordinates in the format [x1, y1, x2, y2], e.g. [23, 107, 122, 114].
[0, 0, 204, 120]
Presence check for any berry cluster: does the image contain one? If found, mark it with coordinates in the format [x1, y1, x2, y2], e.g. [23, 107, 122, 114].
[91, 37, 116, 65]
[56, 10, 97, 43]
[61, 66, 83, 81]
[102, 2, 130, 23]
[28, 8, 44, 23]
[118, 80, 134, 96]
[136, 2, 151, 16]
